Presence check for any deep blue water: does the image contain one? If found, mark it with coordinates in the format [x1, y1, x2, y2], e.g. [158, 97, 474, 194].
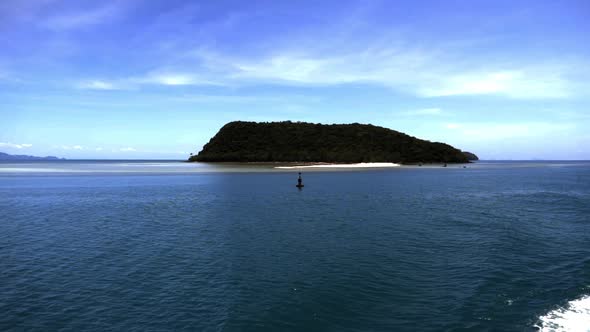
[1, 161, 589, 331]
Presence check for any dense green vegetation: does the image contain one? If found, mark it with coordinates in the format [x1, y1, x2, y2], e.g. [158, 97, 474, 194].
[190, 121, 474, 163]
[462, 151, 479, 161]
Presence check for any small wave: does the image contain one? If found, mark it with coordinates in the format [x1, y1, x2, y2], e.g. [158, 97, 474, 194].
[536, 295, 590, 331]
[112, 163, 195, 167]
[0, 167, 89, 173]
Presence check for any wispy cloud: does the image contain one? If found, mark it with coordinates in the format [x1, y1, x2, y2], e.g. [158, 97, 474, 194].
[53, 145, 138, 153]
[0, 65, 23, 84]
[141, 73, 200, 86]
[58, 145, 84, 150]
[403, 108, 443, 116]
[418, 70, 570, 99]
[18, 1, 587, 102]
[42, 3, 122, 30]
[442, 122, 574, 141]
[64, 4, 587, 100]
[91, 43, 580, 99]
[78, 80, 117, 90]
[77, 72, 224, 90]
[219, 50, 581, 99]
[170, 93, 321, 104]
[135, 71, 227, 87]
[53, 145, 139, 153]
[0, 142, 32, 149]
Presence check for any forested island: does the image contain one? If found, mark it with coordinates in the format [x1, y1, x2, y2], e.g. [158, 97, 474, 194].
[190, 121, 477, 164]
[462, 151, 479, 161]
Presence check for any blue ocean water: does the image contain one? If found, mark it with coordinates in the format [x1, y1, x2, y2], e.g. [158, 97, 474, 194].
[1, 161, 589, 331]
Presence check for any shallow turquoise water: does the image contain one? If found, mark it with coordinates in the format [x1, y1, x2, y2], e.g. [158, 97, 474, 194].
[1, 161, 589, 331]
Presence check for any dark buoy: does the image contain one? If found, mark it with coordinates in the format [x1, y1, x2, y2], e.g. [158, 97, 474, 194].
[296, 172, 304, 189]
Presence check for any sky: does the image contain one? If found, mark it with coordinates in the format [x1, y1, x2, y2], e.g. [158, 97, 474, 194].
[1, 0, 589, 160]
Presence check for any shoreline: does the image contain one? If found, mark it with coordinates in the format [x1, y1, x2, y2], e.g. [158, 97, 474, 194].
[274, 162, 401, 169]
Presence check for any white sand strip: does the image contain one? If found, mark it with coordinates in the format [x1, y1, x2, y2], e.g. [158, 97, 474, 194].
[275, 162, 401, 169]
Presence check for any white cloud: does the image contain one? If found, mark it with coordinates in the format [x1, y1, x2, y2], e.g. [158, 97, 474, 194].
[231, 55, 333, 83]
[187, 46, 582, 99]
[418, 70, 570, 99]
[71, 11, 587, 99]
[119, 147, 136, 152]
[60, 145, 84, 150]
[218, 50, 418, 86]
[422, 72, 518, 96]
[134, 72, 223, 86]
[78, 80, 117, 90]
[0, 142, 32, 149]
[77, 72, 223, 90]
[146, 74, 196, 86]
[95, 147, 104, 151]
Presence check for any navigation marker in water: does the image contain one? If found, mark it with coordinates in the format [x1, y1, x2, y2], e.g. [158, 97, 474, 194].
[296, 172, 304, 189]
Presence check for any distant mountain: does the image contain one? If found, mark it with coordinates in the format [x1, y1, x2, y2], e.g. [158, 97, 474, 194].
[190, 121, 475, 163]
[0, 152, 63, 160]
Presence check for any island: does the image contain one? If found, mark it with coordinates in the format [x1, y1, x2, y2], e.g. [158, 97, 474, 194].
[462, 151, 479, 161]
[189, 121, 478, 164]
[0, 152, 64, 161]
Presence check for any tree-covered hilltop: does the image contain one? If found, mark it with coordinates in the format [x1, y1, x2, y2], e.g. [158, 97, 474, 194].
[190, 121, 474, 163]
[462, 151, 479, 161]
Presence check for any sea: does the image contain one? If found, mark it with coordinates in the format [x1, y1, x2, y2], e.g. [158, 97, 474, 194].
[1, 160, 589, 331]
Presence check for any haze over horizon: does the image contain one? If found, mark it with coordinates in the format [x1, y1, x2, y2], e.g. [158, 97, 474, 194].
[1, 0, 589, 160]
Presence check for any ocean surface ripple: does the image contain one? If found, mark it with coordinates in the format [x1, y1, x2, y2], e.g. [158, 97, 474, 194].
[1, 161, 589, 331]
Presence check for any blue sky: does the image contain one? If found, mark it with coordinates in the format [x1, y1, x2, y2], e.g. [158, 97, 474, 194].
[1, 0, 589, 159]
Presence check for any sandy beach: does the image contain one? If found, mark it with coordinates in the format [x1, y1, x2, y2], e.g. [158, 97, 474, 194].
[274, 162, 401, 169]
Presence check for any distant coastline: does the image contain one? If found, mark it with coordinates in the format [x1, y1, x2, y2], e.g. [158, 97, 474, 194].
[0, 152, 64, 161]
